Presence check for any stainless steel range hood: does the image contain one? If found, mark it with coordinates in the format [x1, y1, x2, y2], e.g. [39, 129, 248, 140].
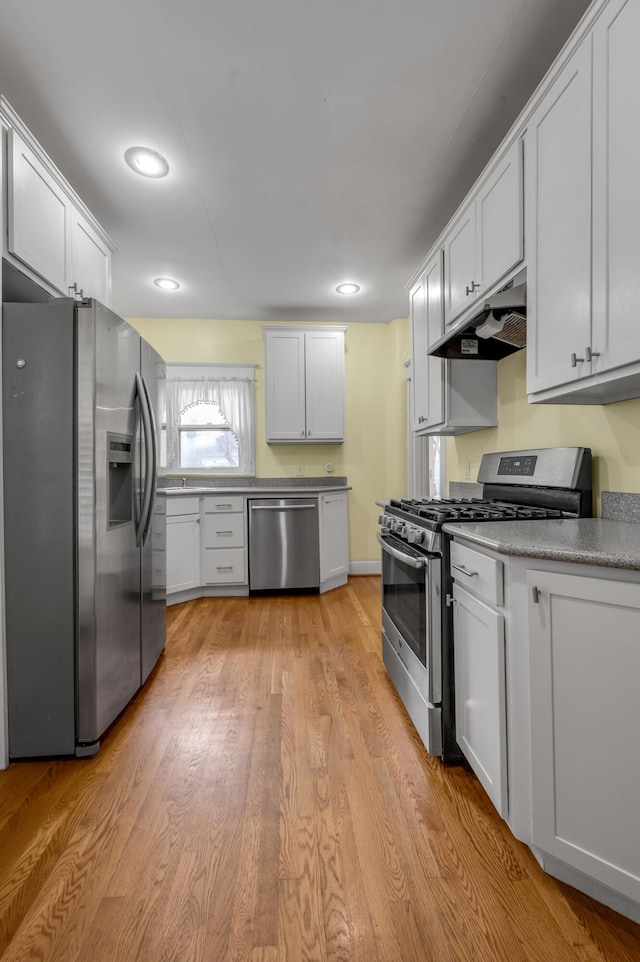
[429, 270, 526, 360]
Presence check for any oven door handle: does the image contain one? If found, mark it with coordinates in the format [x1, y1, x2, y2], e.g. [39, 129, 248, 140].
[377, 533, 427, 569]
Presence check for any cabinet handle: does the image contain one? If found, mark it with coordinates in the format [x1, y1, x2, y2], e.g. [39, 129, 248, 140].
[532, 585, 540, 604]
[301, 430, 305, 437]
[585, 346, 601, 362]
[451, 562, 478, 578]
[216, 503, 233, 509]
[216, 565, 234, 571]
[465, 281, 480, 295]
[570, 352, 585, 367]
[216, 530, 233, 536]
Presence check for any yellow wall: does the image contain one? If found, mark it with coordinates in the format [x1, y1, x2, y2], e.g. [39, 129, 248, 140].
[128, 316, 411, 561]
[446, 349, 640, 514]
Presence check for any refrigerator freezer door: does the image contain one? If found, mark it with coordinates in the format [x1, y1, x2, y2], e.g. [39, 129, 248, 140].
[3, 300, 77, 757]
[140, 339, 166, 683]
[77, 300, 142, 744]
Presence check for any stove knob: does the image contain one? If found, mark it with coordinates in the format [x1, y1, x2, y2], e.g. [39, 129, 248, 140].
[392, 520, 404, 534]
[411, 529, 424, 545]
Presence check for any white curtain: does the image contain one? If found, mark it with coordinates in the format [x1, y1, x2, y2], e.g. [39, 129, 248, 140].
[165, 374, 256, 475]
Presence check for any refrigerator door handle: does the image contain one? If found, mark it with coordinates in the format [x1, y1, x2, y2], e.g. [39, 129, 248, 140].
[139, 372, 158, 546]
[135, 372, 154, 548]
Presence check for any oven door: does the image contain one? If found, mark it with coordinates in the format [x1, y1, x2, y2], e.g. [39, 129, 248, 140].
[377, 532, 442, 705]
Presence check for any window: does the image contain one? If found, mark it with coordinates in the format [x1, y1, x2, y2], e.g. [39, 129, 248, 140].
[164, 364, 256, 476]
[179, 401, 239, 469]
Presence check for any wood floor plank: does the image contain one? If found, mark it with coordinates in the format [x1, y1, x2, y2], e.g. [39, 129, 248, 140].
[1, 576, 640, 961]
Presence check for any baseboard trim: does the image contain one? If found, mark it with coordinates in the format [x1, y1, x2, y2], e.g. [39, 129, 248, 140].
[349, 560, 381, 576]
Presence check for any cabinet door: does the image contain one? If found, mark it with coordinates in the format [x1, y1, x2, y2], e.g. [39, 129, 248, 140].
[528, 571, 640, 903]
[319, 491, 349, 582]
[7, 127, 71, 293]
[264, 331, 306, 441]
[453, 583, 507, 817]
[305, 331, 345, 441]
[265, 331, 306, 441]
[443, 203, 476, 326]
[71, 209, 111, 305]
[411, 257, 445, 432]
[476, 139, 523, 295]
[591, 0, 640, 375]
[526, 40, 593, 395]
[166, 516, 201, 593]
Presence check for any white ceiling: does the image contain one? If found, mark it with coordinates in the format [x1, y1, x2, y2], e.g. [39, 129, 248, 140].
[0, 0, 592, 323]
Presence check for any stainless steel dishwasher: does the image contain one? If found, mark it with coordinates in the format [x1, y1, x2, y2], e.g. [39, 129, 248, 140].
[248, 498, 320, 591]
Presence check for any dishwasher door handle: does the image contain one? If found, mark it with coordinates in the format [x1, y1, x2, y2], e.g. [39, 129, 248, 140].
[249, 503, 316, 511]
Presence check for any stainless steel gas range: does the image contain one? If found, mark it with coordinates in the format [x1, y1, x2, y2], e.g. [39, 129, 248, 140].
[377, 447, 592, 761]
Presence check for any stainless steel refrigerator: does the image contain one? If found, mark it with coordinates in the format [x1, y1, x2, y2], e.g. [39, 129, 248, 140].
[2, 297, 166, 758]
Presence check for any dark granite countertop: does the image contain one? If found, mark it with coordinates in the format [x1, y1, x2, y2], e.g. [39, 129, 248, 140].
[442, 518, 640, 571]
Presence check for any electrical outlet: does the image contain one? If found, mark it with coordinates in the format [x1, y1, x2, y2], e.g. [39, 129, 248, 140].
[464, 461, 471, 480]
[296, 464, 304, 476]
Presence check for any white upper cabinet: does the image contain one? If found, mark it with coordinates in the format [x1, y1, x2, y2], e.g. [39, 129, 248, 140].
[2, 100, 114, 304]
[264, 327, 346, 443]
[525, 40, 593, 396]
[411, 253, 497, 436]
[476, 139, 524, 298]
[70, 208, 112, 305]
[591, 0, 640, 377]
[7, 127, 71, 294]
[443, 138, 524, 328]
[411, 254, 445, 432]
[304, 330, 345, 442]
[443, 204, 477, 326]
[527, 0, 640, 403]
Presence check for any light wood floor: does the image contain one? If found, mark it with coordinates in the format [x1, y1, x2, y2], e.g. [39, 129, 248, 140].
[1, 576, 640, 961]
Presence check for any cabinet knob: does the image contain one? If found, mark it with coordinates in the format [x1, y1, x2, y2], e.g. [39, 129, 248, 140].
[570, 352, 585, 367]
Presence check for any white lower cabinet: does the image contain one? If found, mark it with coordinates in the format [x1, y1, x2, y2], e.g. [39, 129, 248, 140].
[202, 496, 247, 587]
[319, 491, 349, 588]
[166, 499, 201, 594]
[528, 568, 640, 908]
[451, 542, 507, 817]
[166, 489, 349, 602]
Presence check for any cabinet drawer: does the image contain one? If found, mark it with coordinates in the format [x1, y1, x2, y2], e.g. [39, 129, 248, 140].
[203, 548, 246, 585]
[166, 496, 200, 517]
[203, 495, 243, 513]
[450, 541, 503, 606]
[203, 513, 244, 548]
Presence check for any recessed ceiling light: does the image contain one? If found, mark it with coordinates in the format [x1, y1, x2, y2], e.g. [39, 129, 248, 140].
[336, 282, 361, 295]
[125, 146, 170, 178]
[153, 277, 180, 291]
